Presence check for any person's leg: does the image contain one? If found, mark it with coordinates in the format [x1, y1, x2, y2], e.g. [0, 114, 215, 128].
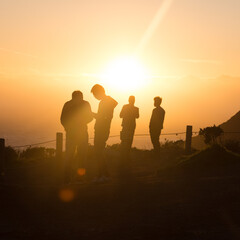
[76, 130, 88, 179]
[127, 128, 135, 152]
[121, 127, 135, 155]
[124, 128, 135, 174]
[120, 128, 128, 158]
[119, 128, 128, 175]
[150, 130, 155, 149]
[119, 128, 135, 177]
[94, 125, 110, 178]
[150, 129, 160, 153]
[77, 131, 88, 168]
[65, 131, 76, 183]
[94, 132, 104, 178]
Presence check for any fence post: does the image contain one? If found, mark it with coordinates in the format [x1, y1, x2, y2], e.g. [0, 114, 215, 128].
[56, 132, 63, 160]
[0, 138, 5, 181]
[185, 125, 192, 154]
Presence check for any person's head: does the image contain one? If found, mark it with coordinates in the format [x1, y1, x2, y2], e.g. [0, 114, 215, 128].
[91, 84, 106, 100]
[72, 90, 83, 100]
[128, 95, 135, 105]
[154, 96, 162, 107]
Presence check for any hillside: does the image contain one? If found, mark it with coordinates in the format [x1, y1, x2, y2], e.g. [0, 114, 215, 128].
[192, 110, 240, 149]
[1, 144, 240, 239]
[220, 111, 240, 140]
[159, 145, 240, 180]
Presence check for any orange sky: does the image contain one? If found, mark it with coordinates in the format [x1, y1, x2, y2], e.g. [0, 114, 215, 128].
[0, 0, 240, 147]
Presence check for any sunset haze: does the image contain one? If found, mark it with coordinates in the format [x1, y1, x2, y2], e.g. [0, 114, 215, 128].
[0, 0, 240, 147]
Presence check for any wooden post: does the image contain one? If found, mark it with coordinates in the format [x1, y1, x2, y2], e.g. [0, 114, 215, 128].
[0, 138, 5, 181]
[185, 125, 192, 154]
[56, 132, 63, 160]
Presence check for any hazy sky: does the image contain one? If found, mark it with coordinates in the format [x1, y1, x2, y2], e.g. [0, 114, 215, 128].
[0, 0, 240, 147]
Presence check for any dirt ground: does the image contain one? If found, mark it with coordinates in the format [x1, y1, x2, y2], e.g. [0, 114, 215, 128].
[1, 149, 240, 240]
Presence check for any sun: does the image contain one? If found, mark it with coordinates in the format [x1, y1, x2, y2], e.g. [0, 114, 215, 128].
[100, 56, 148, 91]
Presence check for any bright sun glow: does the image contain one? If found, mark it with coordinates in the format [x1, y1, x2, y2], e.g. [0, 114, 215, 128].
[100, 57, 148, 91]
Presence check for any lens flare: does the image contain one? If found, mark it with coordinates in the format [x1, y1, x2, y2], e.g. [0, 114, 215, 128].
[77, 168, 86, 176]
[136, 0, 174, 54]
[59, 188, 74, 202]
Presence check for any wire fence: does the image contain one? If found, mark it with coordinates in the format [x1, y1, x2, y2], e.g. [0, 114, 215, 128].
[8, 131, 240, 149]
[12, 140, 56, 149]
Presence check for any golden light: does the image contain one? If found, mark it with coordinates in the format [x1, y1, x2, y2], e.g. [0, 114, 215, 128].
[100, 56, 148, 91]
[77, 168, 86, 176]
[59, 188, 74, 202]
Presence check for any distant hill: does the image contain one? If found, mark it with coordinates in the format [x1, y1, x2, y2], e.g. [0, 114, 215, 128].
[192, 111, 240, 149]
[220, 111, 240, 139]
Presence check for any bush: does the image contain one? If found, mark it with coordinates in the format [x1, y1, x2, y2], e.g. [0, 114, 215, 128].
[199, 125, 223, 145]
[161, 140, 184, 149]
[106, 144, 120, 150]
[5, 146, 18, 163]
[20, 147, 46, 160]
[45, 148, 55, 158]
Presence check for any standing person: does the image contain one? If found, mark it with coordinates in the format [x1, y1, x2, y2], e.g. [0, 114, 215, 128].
[149, 97, 165, 154]
[120, 96, 139, 158]
[91, 84, 118, 182]
[61, 91, 93, 183]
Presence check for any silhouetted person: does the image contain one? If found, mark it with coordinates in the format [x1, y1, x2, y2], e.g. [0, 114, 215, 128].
[149, 97, 165, 154]
[91, 84, 118, 182]
[120, 96, 139, 158]
[61, 91, 93, 183]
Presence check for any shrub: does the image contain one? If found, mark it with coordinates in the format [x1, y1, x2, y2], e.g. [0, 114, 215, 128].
[20, 147, 46, 160]
[199, 125, 223, 145]
[5, 146, 18, 163]
[161, 140, 184, 149]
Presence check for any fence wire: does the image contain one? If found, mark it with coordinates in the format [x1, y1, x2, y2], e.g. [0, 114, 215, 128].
[9, 131, 240, 149]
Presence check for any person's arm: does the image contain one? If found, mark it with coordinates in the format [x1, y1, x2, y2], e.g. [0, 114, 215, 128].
[161, 110, 166, 129]
[84, 102, 94, 124]
[136, 107, 139, 119]
[120, 105, 125, 118]
[149, 109, 154, 128]
[112, 98, 118, 109]
[60, 103, 67, 129]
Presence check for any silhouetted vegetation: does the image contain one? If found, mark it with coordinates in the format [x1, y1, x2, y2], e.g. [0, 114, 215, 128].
[199, 125, 223, 145]
[106, 143, 120, 150]
[5, 146, 19, 164]
[20, 147, 55, 160]
[161, 139, 184, 149]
